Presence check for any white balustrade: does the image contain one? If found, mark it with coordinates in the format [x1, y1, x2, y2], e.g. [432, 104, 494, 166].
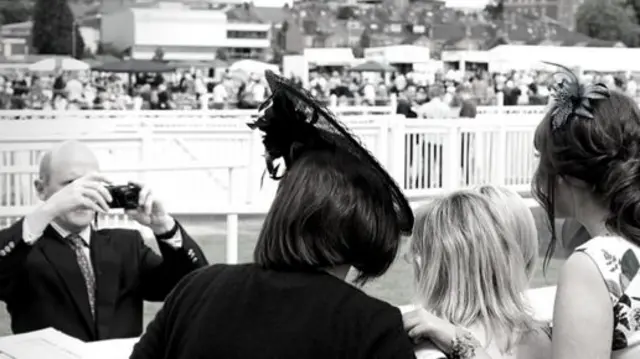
[0, 105, 549, 122]
[0, 106, 397, 122]
[476, 105, 546, 116]
[0, 109, 543, 264]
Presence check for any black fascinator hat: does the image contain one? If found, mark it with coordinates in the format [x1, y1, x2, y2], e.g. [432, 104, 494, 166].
[543, 62, 609, 130]
[247, 70, 414, 234]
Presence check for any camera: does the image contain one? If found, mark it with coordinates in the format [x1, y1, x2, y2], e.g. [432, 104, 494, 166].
[106, 184, 141, 210]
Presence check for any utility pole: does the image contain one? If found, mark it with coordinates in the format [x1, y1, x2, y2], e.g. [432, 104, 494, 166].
[72, 19, 77, 58]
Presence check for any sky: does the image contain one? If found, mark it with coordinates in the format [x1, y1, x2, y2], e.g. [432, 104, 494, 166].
[443, 0, 492, 9]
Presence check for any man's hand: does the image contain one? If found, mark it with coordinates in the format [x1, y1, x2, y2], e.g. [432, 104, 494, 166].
[43, 172, 112, 217]
[125, 182, 174, 234]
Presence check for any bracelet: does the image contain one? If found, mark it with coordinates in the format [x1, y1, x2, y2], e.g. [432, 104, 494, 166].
[448, 327, 481, 359]
[155, 221, 179, 241]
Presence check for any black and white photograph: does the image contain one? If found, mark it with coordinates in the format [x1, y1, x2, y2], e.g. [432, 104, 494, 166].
[0, 0, 638, 358]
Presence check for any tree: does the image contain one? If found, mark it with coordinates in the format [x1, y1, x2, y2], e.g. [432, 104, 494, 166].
[32, 0, 85, 57]
[270, 47, 284, 64]
[0, 0, 33, 25]
[270, 23, 287, 64]
[275, 21, 288, 50]
[483, 0, 507, 49]
[484, 0, 504, 22]
[575, 1, 640, 47]
[626, 0, 640, 26]
[352, 46, 364, 58]
[351, 29, 371, 59]
[358, 29, 371, 49]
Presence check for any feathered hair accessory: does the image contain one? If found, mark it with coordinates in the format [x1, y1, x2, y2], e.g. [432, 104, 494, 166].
[247, 70, 414, 234]
[544, 62, 610, 130]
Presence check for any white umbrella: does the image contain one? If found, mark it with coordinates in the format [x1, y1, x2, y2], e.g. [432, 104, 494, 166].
[29, 57, 90, 72]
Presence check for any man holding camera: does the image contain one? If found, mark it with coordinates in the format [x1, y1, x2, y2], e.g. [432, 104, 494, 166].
[0, 141, 208, 341]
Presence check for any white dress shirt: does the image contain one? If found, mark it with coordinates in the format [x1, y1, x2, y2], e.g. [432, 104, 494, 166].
[22, 219, 183, 266]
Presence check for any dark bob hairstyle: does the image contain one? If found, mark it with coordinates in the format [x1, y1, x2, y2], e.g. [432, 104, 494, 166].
[532, 89, 640, 267]
[253, 147, 402, 284]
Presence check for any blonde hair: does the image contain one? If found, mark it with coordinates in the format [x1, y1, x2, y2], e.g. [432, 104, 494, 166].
[410, 190, 535, 353]
[474, 185, 539, 279]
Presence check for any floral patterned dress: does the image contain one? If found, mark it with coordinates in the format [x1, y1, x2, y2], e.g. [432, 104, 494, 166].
[576, 236, 640, 358]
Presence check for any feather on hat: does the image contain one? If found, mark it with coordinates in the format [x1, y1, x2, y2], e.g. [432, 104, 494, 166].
[544, 62, 610, 130]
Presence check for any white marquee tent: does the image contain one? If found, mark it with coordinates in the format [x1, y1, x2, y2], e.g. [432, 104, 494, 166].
[443, 45, 640, 73]
[487, 45, 640, 72]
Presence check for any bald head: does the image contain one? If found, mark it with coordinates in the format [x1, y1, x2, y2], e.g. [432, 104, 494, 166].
[39, 141, 99, 185]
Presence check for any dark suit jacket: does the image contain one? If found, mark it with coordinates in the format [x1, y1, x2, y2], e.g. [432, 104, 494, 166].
[459, 99, 477, 118]
[396, 99, 418, 119]
[131, 264, 416, 359]
[0, 219, 208, 342]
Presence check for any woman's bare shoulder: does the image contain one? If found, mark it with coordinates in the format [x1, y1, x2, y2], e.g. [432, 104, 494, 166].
[515, 324, 552, 359]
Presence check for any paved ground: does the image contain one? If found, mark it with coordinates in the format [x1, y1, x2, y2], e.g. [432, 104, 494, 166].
[0, 208, 565, 336]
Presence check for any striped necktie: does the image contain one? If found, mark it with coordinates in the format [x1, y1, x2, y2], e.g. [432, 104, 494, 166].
[67, 234, 96, 317]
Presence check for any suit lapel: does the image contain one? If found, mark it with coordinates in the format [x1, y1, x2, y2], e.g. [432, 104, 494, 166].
[90, 230, 121, 339]
[39, 226, 95, 337]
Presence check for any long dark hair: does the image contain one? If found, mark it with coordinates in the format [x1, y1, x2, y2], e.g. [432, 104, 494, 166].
[533, 90, 640, 268]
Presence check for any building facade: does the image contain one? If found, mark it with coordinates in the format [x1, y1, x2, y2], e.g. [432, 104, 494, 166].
[0, 22, 31, 58]
[503, 0, 560, 20]
[100, 2, 271, 60]
[210, 0, 294, 7]
[502, 0, 583, 29]
[0, 19, 99, 59]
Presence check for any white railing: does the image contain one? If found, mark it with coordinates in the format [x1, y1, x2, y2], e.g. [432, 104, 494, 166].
[476, 105, 546, 116]
[0, 110, 543, 263]
[0, 107, 397, 121]
[0, 105, 548, 122]
[0, 114, 541, 204]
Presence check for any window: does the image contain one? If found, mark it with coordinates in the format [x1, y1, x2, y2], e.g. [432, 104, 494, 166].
[9, 42, 27, 56]
[388, 24, 402, 33]
[134, 45, 215, 54]
[545, 5, 558, 19]
[226, 30, 268, 39]
[223, 47, 265, 60]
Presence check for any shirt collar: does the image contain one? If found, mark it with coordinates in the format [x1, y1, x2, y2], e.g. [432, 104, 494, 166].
[50, 222, 91, 247]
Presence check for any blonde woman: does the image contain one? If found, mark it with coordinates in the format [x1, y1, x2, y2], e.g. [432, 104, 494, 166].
[403, 189, 550, 359]
[475, 186, 553, 323]
[474, 185, 538, 279]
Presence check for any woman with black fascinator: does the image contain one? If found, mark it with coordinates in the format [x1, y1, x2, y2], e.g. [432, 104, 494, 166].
[531, 65, 640, 358]
[130, 71, 418, 359]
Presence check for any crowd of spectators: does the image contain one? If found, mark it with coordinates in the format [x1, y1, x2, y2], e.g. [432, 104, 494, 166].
[0, 66, 636, 113]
